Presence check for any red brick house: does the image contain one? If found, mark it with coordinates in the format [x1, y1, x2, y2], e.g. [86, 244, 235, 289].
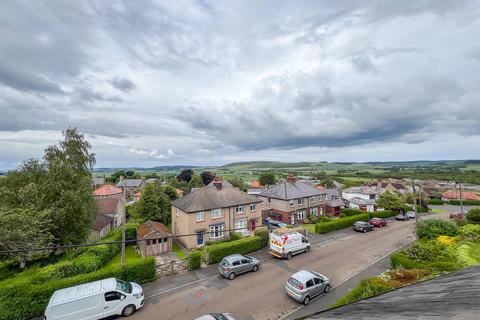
[93, 184, 123, 199]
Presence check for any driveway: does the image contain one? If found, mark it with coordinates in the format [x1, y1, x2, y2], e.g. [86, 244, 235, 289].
[131, 211, 451, 320]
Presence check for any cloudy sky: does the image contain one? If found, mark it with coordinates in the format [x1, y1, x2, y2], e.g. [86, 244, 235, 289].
[1, 0, 480, 169]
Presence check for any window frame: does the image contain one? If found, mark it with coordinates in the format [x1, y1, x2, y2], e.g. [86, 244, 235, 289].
[250, 203, 256, 211]
[235, 205, 245, 214]
[196, 211, 205, 222]
[289, 200, 294, 207]
[210, 208, 223, 219]
[310, 196, 316, 203]
[209, 224, 225, 239]
[297, 198, 303, 205]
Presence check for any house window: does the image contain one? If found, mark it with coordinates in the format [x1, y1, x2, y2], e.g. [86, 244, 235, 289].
[211, 208, 223, 218]
[311, 207, 318, 216]
[319, 194, 326, 201]
[196, 211, 205, 221]
[235, 205, 245, 214]
[297, 210, 306, 220]
[235, 218, 248, 235]
[210, 224, 225, 239]
[310, 196, 316, 203]
[250, 203, 256, 211]
[289, 200, 294, 207]
[267, 197, 271, 204]
[297, 198, 303, 205]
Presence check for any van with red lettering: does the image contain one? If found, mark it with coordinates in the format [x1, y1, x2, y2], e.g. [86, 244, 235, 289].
[269, 231, 310, 259]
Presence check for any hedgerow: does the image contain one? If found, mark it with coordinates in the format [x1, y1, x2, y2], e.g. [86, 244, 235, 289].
[204, 236, 262, 264]
[315, 214, 370, 234]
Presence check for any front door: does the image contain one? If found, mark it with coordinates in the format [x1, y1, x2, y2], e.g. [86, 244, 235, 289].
[197, 231, 204, 246]
[251, 219, 256, 230]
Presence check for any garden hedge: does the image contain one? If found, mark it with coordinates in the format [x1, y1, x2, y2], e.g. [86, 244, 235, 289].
[188, 250, 202, 271]
[416, 219, 458, 239]
[428, 199, 444, 205]
[254, 227, 269, 247]
[0, 256, 155, 320]
[371, 210, 395, 219]
[449, 200, 480, 206]
[315, 214, 370, 234]
[204, 236, 262, 264]
[340, 208, 365, 216]
[390, 251, 422, 269]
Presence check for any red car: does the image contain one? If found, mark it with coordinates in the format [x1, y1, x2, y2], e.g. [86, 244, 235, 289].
[450, 212, 464, 219]
[369, 218, 387, 228]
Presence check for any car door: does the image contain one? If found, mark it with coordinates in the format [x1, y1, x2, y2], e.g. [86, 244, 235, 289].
[103, 291, 125, 317]
[241, 258, 251, 273]
[313, 277, 325, 295]
[232, 259, 242, 274]
[305, 279, 317, 297]
[301, 237, 309, 251]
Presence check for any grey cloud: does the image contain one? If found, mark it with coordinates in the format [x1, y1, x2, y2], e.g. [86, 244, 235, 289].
[0, 63, 64, 94]
[111, 77, 136, 92]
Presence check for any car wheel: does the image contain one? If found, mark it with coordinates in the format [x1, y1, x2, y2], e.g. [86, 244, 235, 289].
[303, 296, 310, 305]
[324, 284, 330, 293]
[122, 305, 136, 317]
[252, 265, 258, 272]
[286, 252, 292, 260]
[363, 229, 366, 233]
[305, 246, 310, 253]
[228, 272, 236, 280]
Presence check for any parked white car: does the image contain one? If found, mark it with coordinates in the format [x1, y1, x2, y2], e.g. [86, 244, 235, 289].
[406, 211, 417, 219]
[44, 278, 144, 320]
[269, 231, 310, 259]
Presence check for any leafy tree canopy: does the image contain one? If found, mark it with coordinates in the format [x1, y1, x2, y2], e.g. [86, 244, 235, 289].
[200, 171, 215, 185]
[377, 190, 404, 212]
[130, 183, 171, 224]
[259, 172, 276, 186]
[177, 169, 193, 183]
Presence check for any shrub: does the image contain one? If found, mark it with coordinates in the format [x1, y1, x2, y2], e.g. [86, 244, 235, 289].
[406, 241, 456, 263]
[466, 208, 480, 224]
[458, 224, 480, 242]
[315, 214, 369, 234]
[371, 210, 395, 219]
[317, 216, 332, 222]
[340, 208, 365, 217]
[188, 250, 202, 271]
[229, 232, 243, 241]
[254, 227, 269, 247]
[333, 277, 395, 307]
[456, 242, 480, 267]
[204, 236, 262, 264]
[339, 213, 346, 218]
[125, 221, 138, 242]
[390, 251, 422, 269]
[416, 219, 458, 239]
[449, 200, 480, 206]
[428, 199, 444, 205]
[436, 235, 455, 246]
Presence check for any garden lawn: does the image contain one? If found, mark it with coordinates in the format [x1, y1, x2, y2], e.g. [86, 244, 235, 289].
[172, 243, 187, 259]
[301, 224, 316, 233]
[432, 208, 447, 213]
[105, 246, 142, 268]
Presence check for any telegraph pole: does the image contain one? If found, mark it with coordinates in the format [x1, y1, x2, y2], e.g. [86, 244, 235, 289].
[121, 178, 126, 272]
[459, 182, 464, 215]
[412, 179, 418, 226]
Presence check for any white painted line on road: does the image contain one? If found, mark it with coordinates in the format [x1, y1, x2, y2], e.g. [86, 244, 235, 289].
[279, 238, 416, 320]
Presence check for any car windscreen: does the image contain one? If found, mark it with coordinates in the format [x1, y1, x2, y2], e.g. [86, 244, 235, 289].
[116, 279, 132, 293]
[210, 314, 229, 320]
[220, 259, 230, 267]
[288, 277, 302, 289]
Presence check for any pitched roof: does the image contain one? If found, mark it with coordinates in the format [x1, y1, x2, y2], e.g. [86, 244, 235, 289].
[250, 180, 261, 188]
[175, 188, 184, 195]
[349, 197, 376, 205]
[92, 177, 105, 186]
[91, 214, 113, 231]
[97, 198, 122, 215]
[172, 180, 261, 213]
[306, 265, 480, 320]
[137, 220, 172, 238]
[259, 180, 325, 200]
[324, 188, 340, 199]
[116, 179, 143, 187]
[343, 186, 382, 195]
[326, 199, 345, 207]
[442, 190, 480, 200]
[93, 184, 122, 197]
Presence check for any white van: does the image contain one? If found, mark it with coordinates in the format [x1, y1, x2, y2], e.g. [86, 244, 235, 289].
[44, 278, 144, 320]
[269, 231, 310, 259]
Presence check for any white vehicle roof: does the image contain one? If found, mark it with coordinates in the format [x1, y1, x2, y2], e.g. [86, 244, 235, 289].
[271, 231, 303, 238]
[49, 278, 117, 306]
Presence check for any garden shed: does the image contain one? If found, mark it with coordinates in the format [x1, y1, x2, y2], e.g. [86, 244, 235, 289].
[137, 220, 172, 257]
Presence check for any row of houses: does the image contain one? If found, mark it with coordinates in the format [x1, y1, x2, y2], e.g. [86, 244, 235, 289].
[171, 176, 345, 249]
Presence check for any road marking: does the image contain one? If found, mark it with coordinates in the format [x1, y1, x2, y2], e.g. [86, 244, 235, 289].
[278, 239, 416, 320]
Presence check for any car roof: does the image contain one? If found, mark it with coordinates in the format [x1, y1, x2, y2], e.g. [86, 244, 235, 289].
[292, 270, 316, 282]
[49, 278, 116, 305]
[355, 221, 368, 224]
[224, 254, 244, 261]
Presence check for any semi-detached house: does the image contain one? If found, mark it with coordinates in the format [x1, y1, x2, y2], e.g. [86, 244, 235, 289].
[257, 176, 327, 224]
[171, 177, 262, 249]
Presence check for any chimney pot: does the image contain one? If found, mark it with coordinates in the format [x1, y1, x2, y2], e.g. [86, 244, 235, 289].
[287, 175, 296, 183]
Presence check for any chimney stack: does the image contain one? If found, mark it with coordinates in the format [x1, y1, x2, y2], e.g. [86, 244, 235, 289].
[287, 175, 297, 183]
[213, 176, 223, 190]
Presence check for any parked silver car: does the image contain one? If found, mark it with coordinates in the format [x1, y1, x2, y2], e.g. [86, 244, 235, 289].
[406, 211, 417, 219]
[218, 254, 260, 280]
[195, 313, 236, 320]
[285, 270, 330, 305]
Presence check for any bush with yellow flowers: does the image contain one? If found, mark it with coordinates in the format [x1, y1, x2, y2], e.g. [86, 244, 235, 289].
[437, 235, 455, 246]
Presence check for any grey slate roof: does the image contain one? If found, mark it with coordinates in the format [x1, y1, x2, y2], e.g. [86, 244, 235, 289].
[172, 181, 261, 213]
[324, 188, 341, 199]
[343, 186, 381, 195]
[304, 265, 480, 320]
[91, 214, 113, 231]
[326, 199, 345, 207]
[116, 179, 143, 187]
[258, 180, 324, 200]
[92, 177, 105, 186]
[348, 197, 376, 205]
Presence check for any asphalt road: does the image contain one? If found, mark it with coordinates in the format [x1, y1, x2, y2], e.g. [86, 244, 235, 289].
[131, 211, 450, 320]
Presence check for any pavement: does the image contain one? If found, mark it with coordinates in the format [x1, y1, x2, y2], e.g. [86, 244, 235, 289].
[129, 210, 452, 320]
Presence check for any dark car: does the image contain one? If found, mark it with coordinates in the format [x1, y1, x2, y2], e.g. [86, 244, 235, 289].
[264, 217, 287, 230]
[395, 213, 409, 221]
[369, 217, 387, 228]
[352, 221, 374, 233]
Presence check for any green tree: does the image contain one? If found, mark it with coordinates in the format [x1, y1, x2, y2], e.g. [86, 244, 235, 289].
[161, 184, 178, 201]
[187, 175, 204, 189]
[226, 176, 247, 191]
[404, 192, 415, 204]
[131, 183, 171, 224]
[259, 172, 276, 187]
[0, 128, 96, 251]
[177, 169, 193, 183]
[0, 207, 54, 266]
[377, 190, 404, 212]
[320, 177, 335, 188]
[200, 171, 215, 185]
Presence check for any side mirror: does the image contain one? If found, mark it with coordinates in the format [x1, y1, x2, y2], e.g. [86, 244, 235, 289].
[120, 294, 126, 301]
